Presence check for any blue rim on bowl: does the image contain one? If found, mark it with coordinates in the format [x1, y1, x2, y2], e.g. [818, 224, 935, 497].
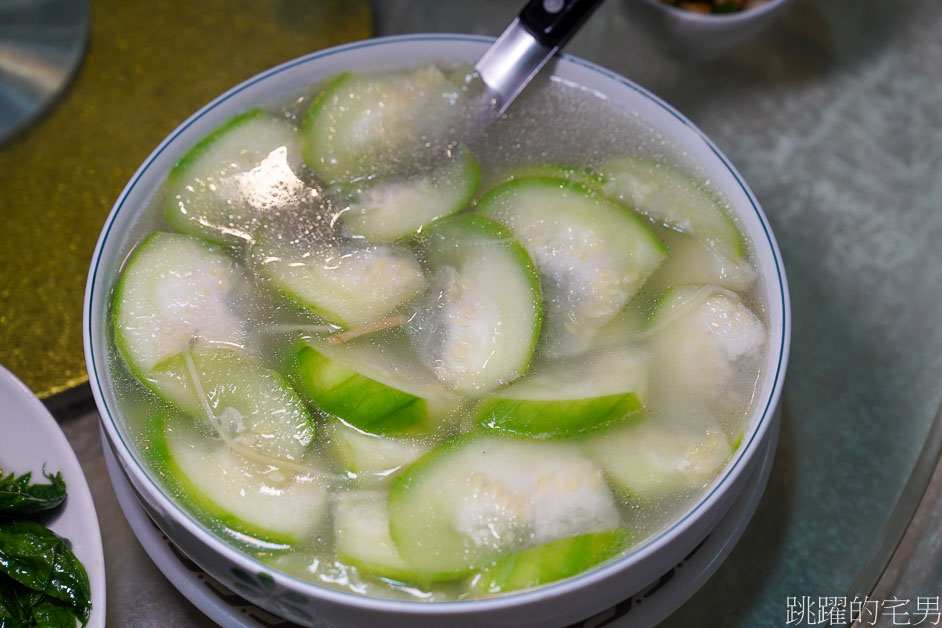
[83, 33, 791, 624]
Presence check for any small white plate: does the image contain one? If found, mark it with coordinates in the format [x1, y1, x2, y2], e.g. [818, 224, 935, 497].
[0, 364, 106, 628]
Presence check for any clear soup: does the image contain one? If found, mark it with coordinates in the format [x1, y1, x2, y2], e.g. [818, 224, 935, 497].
[107, 63, 767, 601]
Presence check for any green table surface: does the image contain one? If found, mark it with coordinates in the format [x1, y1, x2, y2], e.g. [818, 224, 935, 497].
[0, 0, 371, 398]
[6, 0, 942, 625]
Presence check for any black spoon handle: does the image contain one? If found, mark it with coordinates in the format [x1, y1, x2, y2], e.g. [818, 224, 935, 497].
[518, 0, 607, 50]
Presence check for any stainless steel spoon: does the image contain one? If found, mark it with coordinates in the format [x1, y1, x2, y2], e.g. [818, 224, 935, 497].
[474, 0, 606, 120]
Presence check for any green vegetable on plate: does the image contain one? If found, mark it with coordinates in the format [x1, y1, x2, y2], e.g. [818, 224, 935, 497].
[0, 470, 66, 519]
[0, 468, 91, 627]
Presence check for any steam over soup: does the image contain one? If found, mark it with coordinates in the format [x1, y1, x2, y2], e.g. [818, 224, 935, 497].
[108, 64, 767, 601]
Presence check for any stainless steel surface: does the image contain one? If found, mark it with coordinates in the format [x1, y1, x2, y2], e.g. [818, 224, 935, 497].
[852, 396, 942, 627]
[848, 395, 942, 609]
[475, 17, 556, 115]
[0, 0, 89, 143]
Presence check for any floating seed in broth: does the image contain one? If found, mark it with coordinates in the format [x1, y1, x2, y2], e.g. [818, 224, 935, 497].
[107, 63, 768, 601]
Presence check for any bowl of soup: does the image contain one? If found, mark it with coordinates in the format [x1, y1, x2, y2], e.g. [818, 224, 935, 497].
[84, 34, 790, 627]
[622, 0, 797, 59]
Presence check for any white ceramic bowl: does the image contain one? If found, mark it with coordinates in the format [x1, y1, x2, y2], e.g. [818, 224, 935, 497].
[622, 0, 797, 59]
[84, 34, 790, 627]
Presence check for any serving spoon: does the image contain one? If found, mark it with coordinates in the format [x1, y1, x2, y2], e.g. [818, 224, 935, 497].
[473, 0, 606, 121]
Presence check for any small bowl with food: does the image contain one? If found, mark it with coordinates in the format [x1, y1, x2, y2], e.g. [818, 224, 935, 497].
[622, 0, 797, 59]
[84, 34, 790, 626]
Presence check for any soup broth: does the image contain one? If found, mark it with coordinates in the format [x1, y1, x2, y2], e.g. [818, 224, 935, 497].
[107, 64, 767, 602]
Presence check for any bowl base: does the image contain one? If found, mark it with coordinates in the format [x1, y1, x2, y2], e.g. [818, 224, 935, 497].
[103, 408, 779, 628]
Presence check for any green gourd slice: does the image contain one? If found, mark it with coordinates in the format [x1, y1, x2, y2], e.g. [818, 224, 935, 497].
[146, 348, 315, 463]
[474, 347, 648, 439]
[287, 340, 461, 435]
[164, 109, 306, 245]
[333, 490, 416, 582]
[325, 420, 430, 486]
[388, 435, 620, 580]
[301, 66, 465, 185]
[251, 222, 427, 328]
[473, 529, 630, 594]
[476, 177, 666, 358]
[341, 144, 480, 241]
[645, 285, 766, 403]
[146, 410, 328, 545]
[598, 156, 745, 260]
[487, 163, 604, 193]
[645, 230, 757, 296]
[112, 232, 248, 379]
[411, 214, 542, 395]
[586, 411, 733, 500]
